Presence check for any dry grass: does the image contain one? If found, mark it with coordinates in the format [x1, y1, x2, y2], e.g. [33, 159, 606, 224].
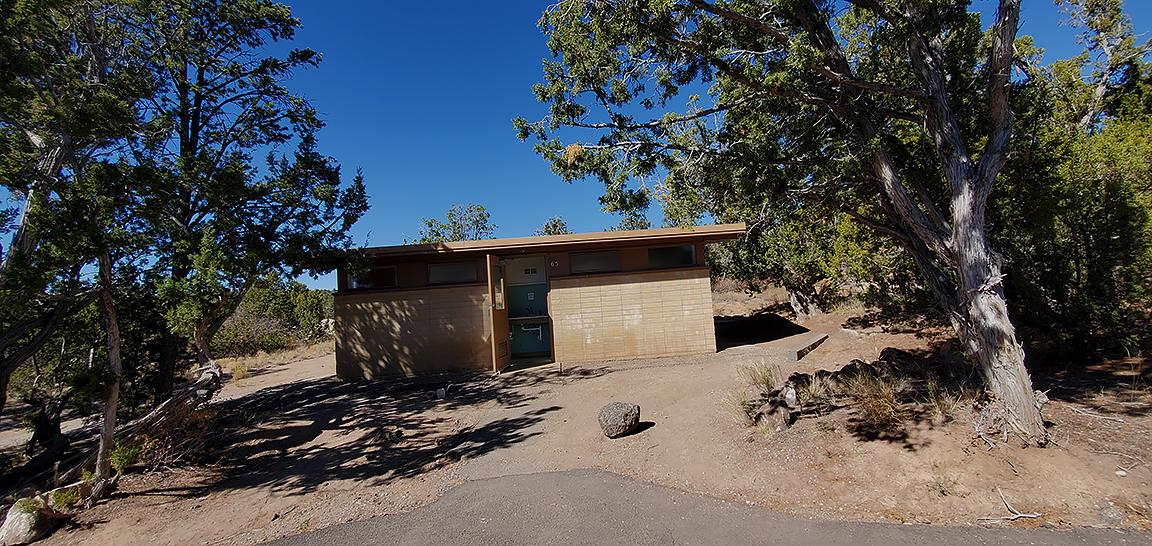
[738, 361, 782, 394]
[218, 339, 334, 377]
[799, 373, 832, 408]
[231, 360, 251, 380]
[921, 376, 977, 422]
[724, 387, 757, 426]
[842, 371, 908, 432]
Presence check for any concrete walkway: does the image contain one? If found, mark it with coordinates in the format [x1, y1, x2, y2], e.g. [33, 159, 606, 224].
[269, 469, 1150, 546]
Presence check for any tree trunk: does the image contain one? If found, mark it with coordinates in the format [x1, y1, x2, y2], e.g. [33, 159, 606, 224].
[786, 287, 822, 321]
[900, 224, 1048, 444]
[26, 400, 65, 455]
[193, 323, 213, 368]
[153, 260, 192, 406]
[153, 329, 180, 406]
[0, 366, 11, 415]
[93, 251, 123, 497]
[952, 222, 1047, 444]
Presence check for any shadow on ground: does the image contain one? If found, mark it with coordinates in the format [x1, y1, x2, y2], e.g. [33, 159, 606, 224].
[1031, 355, 1150, 417]
[123, 366, 609, 501]
[715, 310, 808, 351]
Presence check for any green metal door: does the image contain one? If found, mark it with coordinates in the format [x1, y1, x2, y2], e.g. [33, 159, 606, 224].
[510, 321, 550, 355]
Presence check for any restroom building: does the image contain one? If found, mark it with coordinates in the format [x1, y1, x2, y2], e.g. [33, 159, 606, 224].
[334, 223, 746, 378]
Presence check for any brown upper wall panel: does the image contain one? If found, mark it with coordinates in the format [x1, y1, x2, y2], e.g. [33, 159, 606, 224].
[340, 224, 743, 292]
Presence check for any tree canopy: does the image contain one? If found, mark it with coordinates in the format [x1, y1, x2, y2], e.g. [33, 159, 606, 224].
[413, 203, 496, 243]
[0, 0, 367, 488]
[516, 0, 1150, 444]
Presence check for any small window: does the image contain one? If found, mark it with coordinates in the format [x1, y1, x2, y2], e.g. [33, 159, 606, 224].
[493, 266, 506, 310]
[428, 262, 478, 284]
[648, 245, 695, 269]
[571, 251, 620, 274]
[349, 266, 397, 290]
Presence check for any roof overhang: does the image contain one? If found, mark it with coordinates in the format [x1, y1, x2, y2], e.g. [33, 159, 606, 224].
[362, 223, 747, 258]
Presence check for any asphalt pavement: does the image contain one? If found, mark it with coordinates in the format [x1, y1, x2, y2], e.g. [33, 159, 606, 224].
[269, 469, 1152, 546]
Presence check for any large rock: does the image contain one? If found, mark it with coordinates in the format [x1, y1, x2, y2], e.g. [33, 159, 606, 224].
[598, 402, 640, 438]
[0, 499, 49, 546]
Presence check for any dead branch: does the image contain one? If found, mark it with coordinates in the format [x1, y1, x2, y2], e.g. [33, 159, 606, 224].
[1068, 406, 1125, 423]
[977, 487, 1043, 522]
[1088, 446, 1146, 471]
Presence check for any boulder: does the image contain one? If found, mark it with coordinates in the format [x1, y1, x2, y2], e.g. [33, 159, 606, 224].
[598, 402, 640, 438]
[0, 499, 49, 546]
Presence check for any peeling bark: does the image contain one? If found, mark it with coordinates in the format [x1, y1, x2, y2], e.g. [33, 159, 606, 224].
[93, 251, 123, 497]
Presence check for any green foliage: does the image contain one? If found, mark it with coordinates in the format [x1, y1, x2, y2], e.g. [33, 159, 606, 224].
[108, 441, 140, 474]
[535, 216, 572, 236]
[1, 0, 366, 420]
[414, 204, 495, 243]
[995, 117, 1152, 355]
[519, 0, 1151, 359]
[606, 211, 652, 232]
[50, 487, 79, 509]
[0, 0, 154, 408]
[126, 0, 366, 375]
[14, 497, 39, 514]
[211, 273, 333, 358]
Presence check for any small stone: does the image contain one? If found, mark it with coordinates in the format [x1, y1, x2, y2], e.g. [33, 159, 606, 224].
[1098, 501, 1125, 526]
[1115, 469, 1128, 477]
[598, 402, 640, 438]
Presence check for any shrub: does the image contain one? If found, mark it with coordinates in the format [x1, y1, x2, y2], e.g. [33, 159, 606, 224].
[724, 387, 757, 426]
[211, 273, 334, 358]
[51, 487, 79, 509]
[231, 359, 251, 380]
[842, 371, 908, 432]
[109, 442, 141, 474]
[738, 362, 781, 394]
[14, 497, 40, 514]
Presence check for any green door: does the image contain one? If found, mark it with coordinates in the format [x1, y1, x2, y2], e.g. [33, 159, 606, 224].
[510, 321, 550, 355]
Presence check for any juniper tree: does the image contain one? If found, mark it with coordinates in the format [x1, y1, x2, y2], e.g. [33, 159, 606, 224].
[128, 0, 367, 401]
[517, 0, 1052, 443]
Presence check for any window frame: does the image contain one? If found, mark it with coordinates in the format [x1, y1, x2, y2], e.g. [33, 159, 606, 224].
[427, 261, 480, 285]
[646, 244, 696, 269]
[570, 250, 622, 274]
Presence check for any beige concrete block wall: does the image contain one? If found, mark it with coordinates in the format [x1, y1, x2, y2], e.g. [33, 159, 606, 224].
[335, 285, 491, 378]
[549, 268, 716, 362]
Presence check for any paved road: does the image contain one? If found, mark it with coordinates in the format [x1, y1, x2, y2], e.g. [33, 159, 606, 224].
[270, 469, 1151, 546]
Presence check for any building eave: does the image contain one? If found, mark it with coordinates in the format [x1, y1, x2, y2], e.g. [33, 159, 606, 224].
[362, 223, 747, 258]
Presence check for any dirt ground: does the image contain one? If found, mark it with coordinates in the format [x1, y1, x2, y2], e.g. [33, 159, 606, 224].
[26, 289, 1152, 545]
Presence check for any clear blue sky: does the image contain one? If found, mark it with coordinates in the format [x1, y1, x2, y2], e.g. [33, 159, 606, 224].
[285, 0, 1150, 288]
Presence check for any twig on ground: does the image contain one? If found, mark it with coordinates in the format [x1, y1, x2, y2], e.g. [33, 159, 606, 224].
[1005, 459, 1020, 477]
[1087, 446, 1145, 472]
[977, 487, 1043, 522]
[1069, 406, 1125, 423]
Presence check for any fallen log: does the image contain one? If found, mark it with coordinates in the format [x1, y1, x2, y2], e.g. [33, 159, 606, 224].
[58, 362, 224, 484]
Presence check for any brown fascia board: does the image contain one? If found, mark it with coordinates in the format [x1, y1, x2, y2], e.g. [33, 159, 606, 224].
[363, 223, 747, 258]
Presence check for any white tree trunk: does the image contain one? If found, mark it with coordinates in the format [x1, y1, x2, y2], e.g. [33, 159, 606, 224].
[93, 251, 123, 494]
[787, 287, 822, 322]
[951, 221, 1047, 443]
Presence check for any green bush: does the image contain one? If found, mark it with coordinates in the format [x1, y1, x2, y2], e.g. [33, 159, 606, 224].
[211, 273, 333, 357]
[109, 442, 141, 474]
[51, 487, 79, 509]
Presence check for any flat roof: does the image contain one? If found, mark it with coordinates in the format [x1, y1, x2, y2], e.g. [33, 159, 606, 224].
[363, 223, 747, 257]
